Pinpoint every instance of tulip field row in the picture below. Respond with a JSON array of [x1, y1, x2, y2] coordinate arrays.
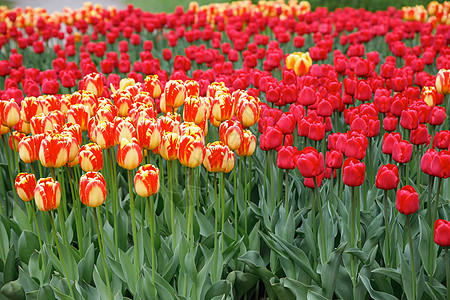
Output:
[[0, 1, 449, 299]]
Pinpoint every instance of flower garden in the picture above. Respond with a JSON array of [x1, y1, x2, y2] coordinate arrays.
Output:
[[0, 0, 449, 299]]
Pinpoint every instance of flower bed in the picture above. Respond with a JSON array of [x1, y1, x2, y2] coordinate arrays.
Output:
[[0, 1, 449, 299]]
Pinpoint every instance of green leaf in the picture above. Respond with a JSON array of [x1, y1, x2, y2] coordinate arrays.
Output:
[[306, 289, 328, 300], [0, 220, 9, 262], [281, 277, 316, 299], [18, 267, 39, 293], [13, 204, 31, 232], [196, 211, 214, 237], [0, 280, 25, 300], [418, 215, 437, 276], [37, 285, 56, 300], [372, 267, 402, 284], [119, 249, 137, 295], [270, 277, 296, 300], [226, 271, 258, 300], [400, 249, 413, 300], [4, 245, 18, 283], [359, 274, 397, 300], [77, 243, 95, 283], [93, 265, 110, 300], [321, 243, 346, 299], [204, 280, 231, 300], [18, 230, 40, 264]]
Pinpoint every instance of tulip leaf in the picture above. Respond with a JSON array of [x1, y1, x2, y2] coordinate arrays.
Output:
[[270, 277, 296, 300], [399, 249, 414, 300], [418, 215, 437, 276], [18, 230, 40, 264], [119, 249, 137, 295], [226, 271, 258, 300], [0, 220, 9, 262], [18, 267, 39, 293], [93, 265, 110, 300], [37, 285, 56, 300], [204, 280, 232, 300], [13, 204, 31, 232], [306, 289, 328, 300], [371, 267, 402, 285], [77, 243, 95, 283], [359, 274, 397, 300], [321, 243, 346, 299], [195, 211, 214, 237], [4, 245, 18, 283], [0, 280, 25, 300]]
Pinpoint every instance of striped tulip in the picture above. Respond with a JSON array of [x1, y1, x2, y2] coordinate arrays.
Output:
[[79, 143, 103, 172], [211, 92, 235, 123], [15, 173, 36, 202], [421, 86, 439, 107], [184, 80, 200, 97], [117, 138, 143, 170], [115, 118, 137, 143], [1, 99, 20, 128], [79, 172, 107, 208], [178, 134, 205, 168], [219, 120, 243, 151], [114, 91, 133, 117], [160, 132, 179, 161], [30, 113, 57, 135], [15, 119, 31, 135], [144, 75, 163, 98], [436, 69, 450, 94], [236, 130, 256, 157], [136, 118, 161, 150], [224, 151, 235, 173], [129, 103, 157, 126], [94, 121, 117, 149], [61, 123, 82, 146], [81, 72, 104, 97], [67, 104, 90, 131], [203, 141, 229, 172], [9, 131, 25, 151], [20, 97, 42, 123], [34, 177, 61, 211], [61, 132, 80, 164], [236, 95, 261, 128], [183, 96, 210, 124], [134, 164, 160, 197], [162, 80, 186, 109], [39, 133, 70, 168], [18, 135, 42, 163], [96, 103, 118, 123], [158, 113, 180, 134]]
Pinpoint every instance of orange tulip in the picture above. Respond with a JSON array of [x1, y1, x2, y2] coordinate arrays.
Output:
[[113, 90, 133, 117], [79, 172, 107, 207], [158, 113, 181, 134], [96, 103, 118, 123], [117, 138, 143, 170], [79, 143, 103, 172], [71, 90, 98, 117], [236, 130, 256, 157], [219, 119, 243, 151], [134, 164, 160, 197], [34, 177, 61, 211], [61, 123, 82, 146], [15, 173, 36, 202], [39, 133, 70, 168], [136, 117, 161, 150], [129, 103, 157, 126], [184, 80, 200, 97]]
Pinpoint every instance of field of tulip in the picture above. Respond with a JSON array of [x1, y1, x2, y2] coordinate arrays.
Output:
[[0, 0, 449, 299]]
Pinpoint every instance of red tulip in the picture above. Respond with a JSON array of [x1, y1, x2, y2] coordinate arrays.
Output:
[[325, 149, 343, 169], [342, 157, 365, 187], [277, 146, 296, 170], [434, 219, 450, 247], [293, 147, 324, 178], [392, 140, 413, 164], [376, 164, 400, 190], [396, 185, 419, 215], [431, 150, 450, 179], [382, 132, 402, 155]]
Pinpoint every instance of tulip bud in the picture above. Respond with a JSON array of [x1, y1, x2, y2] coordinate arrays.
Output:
[[79, 143, 103, 172], [203, 141, 229, 172], [178, 133, 205, 168], [144, 75, 163, 98], [342, 157, 365, 187], [293, 147, 324, 178], [396, 185, 419, 215], [39, 133, 71, 168], [117, 138, 143, 170], [81, 72, 104, 97], [436, 69, 450, 95], [161, 80, 185, 110], [79, 172, 107, 207], [1, 99, 20, 128], [15, 173, 36, 202], [159, 132, 179, 161], [236, 130, 256, 157], [134, 164, 160, 197], [94, 121, 116, 149], [434, 219, 450, 247], [34, 177, 61, 211], [375, 164, 400, 190], [219, 120, 243, 151]]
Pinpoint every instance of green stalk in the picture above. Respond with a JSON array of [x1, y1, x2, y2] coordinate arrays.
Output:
[[107, 148, 119, 256], [329, 169, 334, 212], [285, 169, 289, 220], [147, 196, 156, 285], [234, 164, 238, 240], [10, 129, 21, 174], [244, 157, 248, 235], [2, 135, 17, 205], [65, 167, 83, 254], [220, 172, 225, 252], [213, 173, 219, 282], [383, 190, 391, 267], [49, 212, 75, 299], [433, 177, 443, 225], [127, 170, 139, 276], [30, 202, 45, 270], [351, 186, 357, 288], [314, 177, 327, 263], [93, 207, 112, 298], [188, 167, 194, 248], [168, 160, 175, 249], [416, 146, 421, 197], [427, 176, 435, 225], [406, 215, 416, 300]]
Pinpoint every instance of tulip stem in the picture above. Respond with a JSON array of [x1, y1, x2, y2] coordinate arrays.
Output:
[[93, 207, 112, 298], [416, 146, 421, 196], [147, 196, 156, 285], [445, 247, 449, 300], [30, 202, 45, 271], [213, 173, 219, 282], [244, 157, 248, 235], [427, 176, 435, 225], [270, 150, 275, 212], [285, 169, 289, 220], [220, 172, 225, 252], [65, 167, 83, 254], [127, 170, 140, 276], [107, 148, 119, 257], [433, 177, 443, 226], [383, 190, 391, 267], [406, 215, 416, 300], [234, 164, 238, 240], [168, 161, 175, 249], [188, 167, 194, 248], [351, 186, 357, 288], [329, 169, 334, 212], [10, 130, 21, 174], [314, 176, 327, 263], [48, 211, 75, 300]]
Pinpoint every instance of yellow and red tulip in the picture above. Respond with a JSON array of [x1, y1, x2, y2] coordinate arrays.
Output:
[[160, 132, 179, 161], [79, 172, 107, 207], [136, 117, 161, 150], [144, 75, 163, 98], [30, 113, 57, 135], [184, 80, 200, 97], [15, 173, 36, 202], [117, 137, 143, 170], [0, 99, 20, 128], [203, 141, 229, 172], [236, 94, 261, 128], [15, 119, 31, 135], [8, 131, 26, 151], [236, 130, 257, 157], [211, 92, 235, 123], [178, 133, 205, 168], [115, 118, 137, 143], [183, 96, 210, 124], [81, 72, 104, 97], [79, 143, 103, 172], [219, 119, 243, 151], [134, 164, 160, 197], [39, 133, 71, 168], [20, 97, 42, 123], [94, 121, 117, 149], [18, 135, 42, 164], [34, 177, 61, 211], [66, 104, 90, 132], [161, 80, 186, 110], [436, 69, 450, 94]]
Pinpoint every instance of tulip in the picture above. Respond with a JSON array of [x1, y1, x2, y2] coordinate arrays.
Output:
[[79, 172, 107, 208], [277, 146, 296, 169], [1, 99, 20, 128], [325, 149, 343, 169], [39, 133, 70, 168], [434, 219, 450, 247], [94, 121, 117, 149], [219, 120, 243, 151], [382, 132, 402, 155], [375, 164, 400, 190], [159, 132, 179, 162], [396, 185, 419, 215], [392, 140, 413, 164], [144, 75, 163, 98], [117, 138, 143, 170], [115, 119, 137, 143], [15, 173, 36, 202], [134, 164, 160, 197], [183, 96, 209, 125], [30, 114, 56, 135], [431, 150, 450, 179], [18, 135, 40, 164], [236, 94, 260, 128], [136, 118, 161, 151], [79, 143, 103, 172], [162, 80, 185, 110], [81, 72, 104, 97], [236, 130, 256, 157], [434, 130, 450, 150], [400, 108, 419, 131], [34, 177, 61, 211], [436, 69, 450, 95], [293, 147, 324, 178], [345, 131, 368, 160], [8, 131, 25, 151], [67, 104, 90, 132], [410, 124, 429, 145], [203, 141, 229, 173], [178, 134, 205, 168], [342, 158, 365, 187], [211, 92, 234, 123]]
